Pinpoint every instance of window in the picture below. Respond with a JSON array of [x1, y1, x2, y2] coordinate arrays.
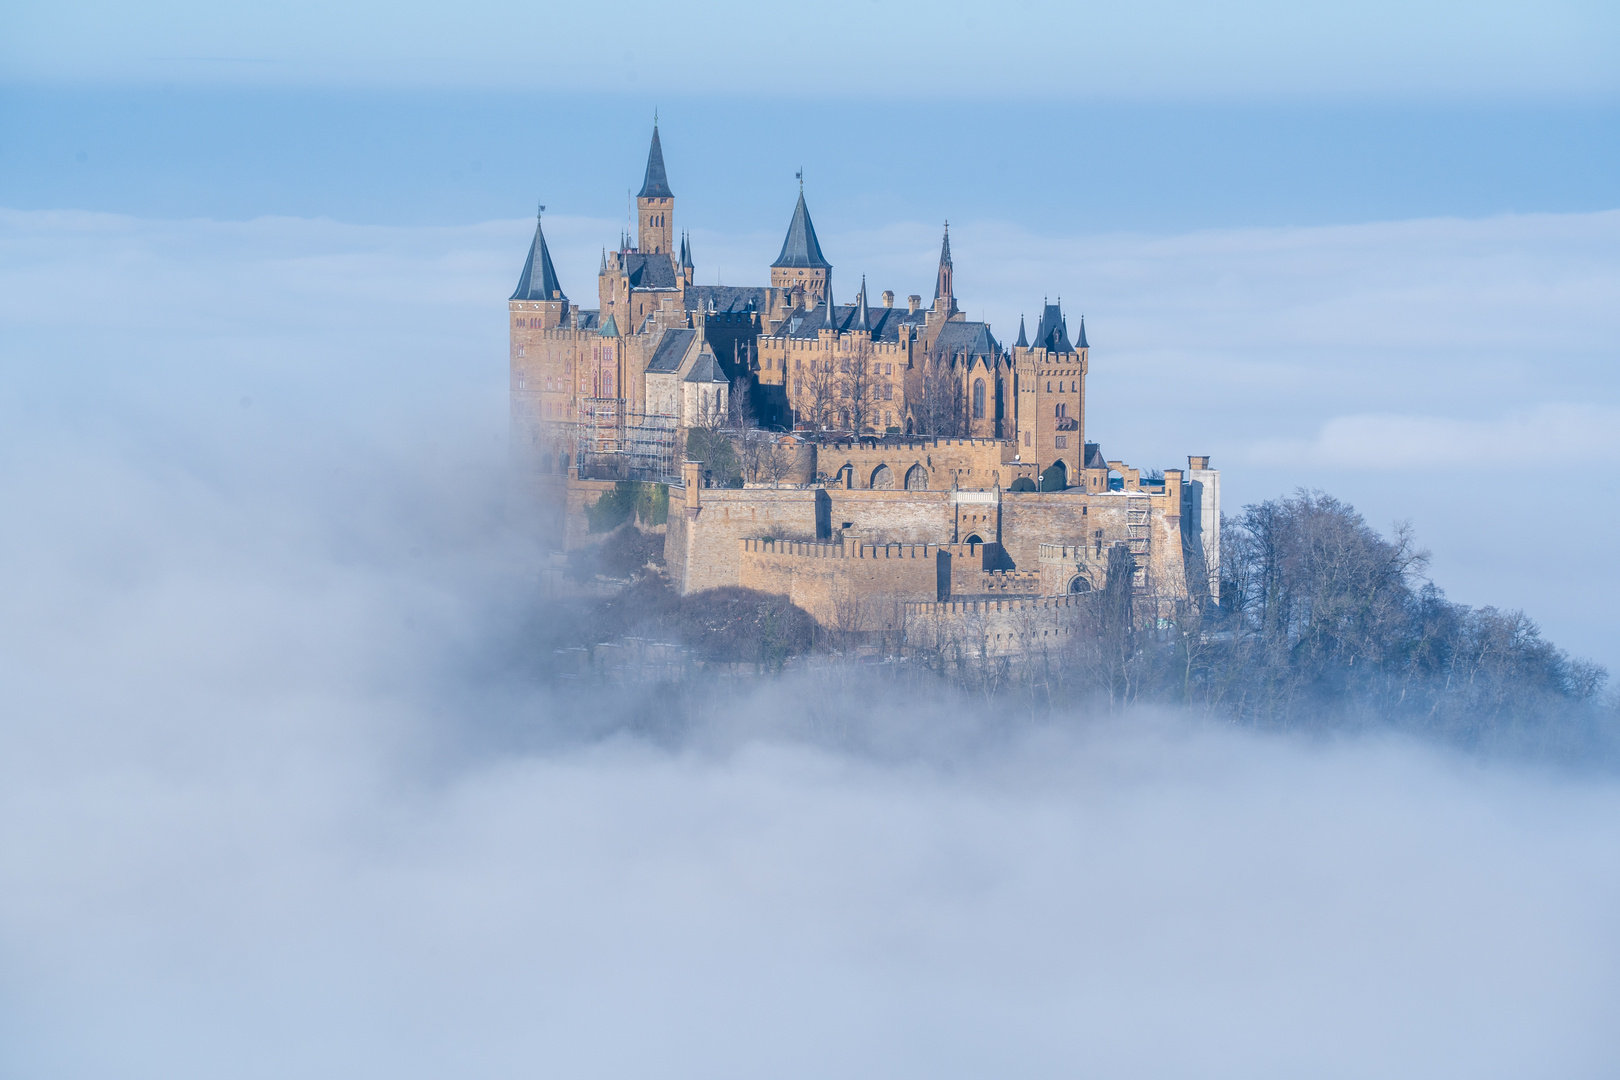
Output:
[[1056, 436, 1067, 448], [1024, 430, 1031, 446], [884, 384, 893, 401], [973, 379, 985, 418]]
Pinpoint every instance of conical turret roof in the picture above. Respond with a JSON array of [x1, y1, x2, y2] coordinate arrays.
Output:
[[637, 125, 673, 199], [772, 191, 831, 270], [1076, 315, 1089, 349], [511, 209, 566, 302], [1015, 314, 1028, 348]]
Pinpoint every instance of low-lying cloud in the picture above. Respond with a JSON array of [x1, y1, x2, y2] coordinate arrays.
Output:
[[2, 206, 1619, 1077]]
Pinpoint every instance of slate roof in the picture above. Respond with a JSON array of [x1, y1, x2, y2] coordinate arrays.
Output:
[[1015, 314, 1028, 348], [646, 328, 696, 373], [683, 351, 728, 384], [1076, 315, 1089, 349], [638, 126, 673, 199], [1031, 302, 1072, 353], [1084, 443, 1107, 470], [598, 313, 620, 337], [576, 309, 601, 331], [771, 192, 831, 269], [683, 285, 770, 314], [933, 320, 1000, 358], [771, 300, 927, 342], [510, 214, 566, 302], [621, 252, 679, 290]]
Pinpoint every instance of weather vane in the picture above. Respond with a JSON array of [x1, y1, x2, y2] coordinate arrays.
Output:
[[796, 168, 803, 190]]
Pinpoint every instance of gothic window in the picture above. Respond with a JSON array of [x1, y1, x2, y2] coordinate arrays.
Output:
[[870, 464, 894, 489], [973, 379, 985, 418]]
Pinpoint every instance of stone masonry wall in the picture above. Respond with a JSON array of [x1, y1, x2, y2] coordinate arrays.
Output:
[[738, 539, 944, 630]]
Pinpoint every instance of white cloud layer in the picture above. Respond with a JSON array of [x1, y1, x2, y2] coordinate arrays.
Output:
[[3, 205, 1620, 1075]]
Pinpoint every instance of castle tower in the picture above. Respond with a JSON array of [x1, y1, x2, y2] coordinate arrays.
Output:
[[510, 205, 568, 329], [771, 186, 832, 305], [1015, 300, 1086, 488], [933, 223, 955, 316], [636, 124, 674, 255]]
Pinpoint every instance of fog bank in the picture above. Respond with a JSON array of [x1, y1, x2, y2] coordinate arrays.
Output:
[[3, 206, 1619, 1076]]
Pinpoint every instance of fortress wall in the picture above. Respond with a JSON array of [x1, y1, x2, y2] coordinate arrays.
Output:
[[563, 479, 622, 549], [817, 438, 1015, 491], [998, 490, 1103, 567], [738, 540, 944, 630], [673, 488, 823, 594], [821, 488, 955, 544], [904, 594, 1092, 659]]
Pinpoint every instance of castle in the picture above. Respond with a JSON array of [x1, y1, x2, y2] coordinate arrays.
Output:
[[512, 124, 1220, 654]]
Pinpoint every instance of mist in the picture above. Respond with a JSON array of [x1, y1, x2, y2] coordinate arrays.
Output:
[[4, 206, 1620, 1076]]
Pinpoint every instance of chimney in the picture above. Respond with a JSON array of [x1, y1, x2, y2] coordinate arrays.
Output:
[[1188, 455, 1211, 471], [908, 294, 921, 313], [882, 290, 895, 308]]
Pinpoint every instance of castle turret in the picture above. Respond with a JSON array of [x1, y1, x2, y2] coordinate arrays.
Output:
[[771, 183, 832, 306], [510, 204, 568, 329], [636, 123, 674, 255]]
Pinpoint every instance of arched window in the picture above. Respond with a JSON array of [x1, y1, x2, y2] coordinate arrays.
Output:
[[1069, 576, 1092, 594], [973, 379, 986, 418], [904, 464, 927, 490], [870, 464, 895, 489]]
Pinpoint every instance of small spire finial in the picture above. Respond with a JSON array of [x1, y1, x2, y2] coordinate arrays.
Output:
[[537, 202, 544, 221], [796, 167, 803, 191], [654, 107, 658, 126]]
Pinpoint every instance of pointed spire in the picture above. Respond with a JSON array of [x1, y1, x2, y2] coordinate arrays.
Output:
[[681, 231, 694, 269], [933, 221, 954, 305], [510, 205, 565, 302], [823, 275, 837, 328], [772, 190, 831, 269], [856, 275, 870, 331], [1015, 314, 1028, 348], [599, 248, 608, 275], [1077, 315, 1089, 349], [638, 123, 673, 199]]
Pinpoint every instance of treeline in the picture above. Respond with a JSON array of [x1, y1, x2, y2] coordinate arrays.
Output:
[[957, 492, 1613, 757]]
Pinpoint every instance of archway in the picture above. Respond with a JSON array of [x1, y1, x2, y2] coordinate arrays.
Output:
[[1069, 576, 1092, 594], [964, 533, 983, 546], [904, 464, 928, 490], [870, 464, 895, 490]]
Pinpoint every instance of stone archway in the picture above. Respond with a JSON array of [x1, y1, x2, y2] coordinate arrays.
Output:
[[870, 464, 895, 490], [1069, 575, 1092, 594], [965, 533, 983, 546], [904, 464, 927, 490]]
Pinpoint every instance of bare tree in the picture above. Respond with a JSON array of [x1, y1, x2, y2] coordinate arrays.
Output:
[[800, 355, 839, 430], [913, 348, 965, 436], [838, 341, 878, 433], [757, 435, 796, 486], [727, 375, 754, 430]]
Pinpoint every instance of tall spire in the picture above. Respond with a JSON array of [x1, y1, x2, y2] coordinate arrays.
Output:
[[681, 231, 694, 269], [933, 221, 954, 307], [856, 275, 870, 331], [599, 248, 608, 275], [1015, 314, 1028, 348], [772, 190, 831, 269], [1077, 315, 1089, 349], [638, 123, 673, 199], [823, 275, 836, 328], [510, 203, 565, 302]]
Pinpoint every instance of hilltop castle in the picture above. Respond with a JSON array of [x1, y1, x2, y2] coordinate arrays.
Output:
[[512, 124, 1220, 653]]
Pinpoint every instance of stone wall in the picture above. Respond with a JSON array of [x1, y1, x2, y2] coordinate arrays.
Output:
[[737, 539, 944, 630], [904, 594, 1092, 658]]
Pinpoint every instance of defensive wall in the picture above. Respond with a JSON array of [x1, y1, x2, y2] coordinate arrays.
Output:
[[904, 594, 1093, 659]]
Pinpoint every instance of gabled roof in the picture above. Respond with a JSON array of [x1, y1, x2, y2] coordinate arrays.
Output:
[[772, 192, 831, 269], [934, 320, 999, 359], [1031, 302, 1072, 353], [620, 252, 679, 291], [770, 300, 926, 342], [683, 350, 728, 384], [646, 328, 696, 373], [638, 125, 673, 199], [510, 212, 566, 303]]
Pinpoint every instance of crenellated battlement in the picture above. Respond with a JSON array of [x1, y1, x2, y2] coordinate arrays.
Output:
[[740, 538, 941, 560]]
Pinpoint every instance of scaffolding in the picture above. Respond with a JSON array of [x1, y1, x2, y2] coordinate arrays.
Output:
[[1126, 492, 1151, 587], [575, 398, 680, 484]]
